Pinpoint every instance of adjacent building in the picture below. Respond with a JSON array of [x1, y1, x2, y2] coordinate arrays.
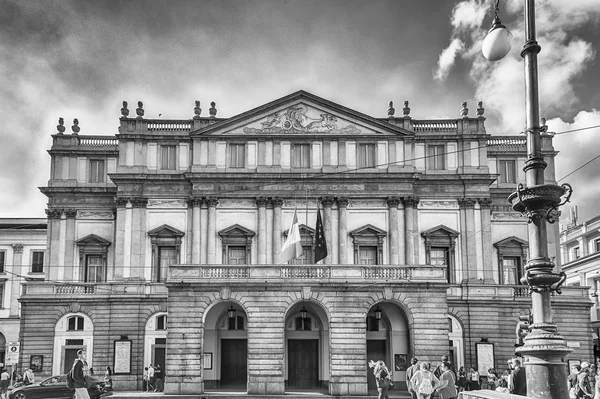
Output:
[[14, 91, 591, 395]]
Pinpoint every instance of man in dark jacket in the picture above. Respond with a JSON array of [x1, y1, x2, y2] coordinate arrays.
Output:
[[72, 350, 90, 399], [406, 357, 419, 399], [509, 358, 527, 396]]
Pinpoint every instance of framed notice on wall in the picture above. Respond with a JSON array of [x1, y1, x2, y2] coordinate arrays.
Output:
[[113, 338, 132, 374], [30, 355, 43, 372], [476, 342, 495, 377], [203, 353, 212, 370]]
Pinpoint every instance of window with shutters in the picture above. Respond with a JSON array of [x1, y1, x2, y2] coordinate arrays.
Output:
[[427, 145, 445, 170], [228, 143, 245, 168], [358, 143, 376, 168], [89, 159, 105, 183], [0, 251, 4, 273], [498, 160, 516, 183], [292, 144, 311, 168], [160, 145, 177, 170]]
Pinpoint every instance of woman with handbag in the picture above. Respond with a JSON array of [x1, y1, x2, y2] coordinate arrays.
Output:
[[372, 360, 393, 399]]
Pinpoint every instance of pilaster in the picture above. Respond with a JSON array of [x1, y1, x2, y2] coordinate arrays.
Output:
[[256, 197, 268, 264], [458, 198, 478, 280], [271, 197, 283, 264], [403, 197, 419, 265], [321, 197, 335, 265], [206, 197, 219, 264], [337, 198, 349, 264], [387, 197, 400, 264]]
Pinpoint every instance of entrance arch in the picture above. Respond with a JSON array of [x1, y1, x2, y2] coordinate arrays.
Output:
[[448, 314, 464, 370], [203, 301, 248, 390], [284, 301, 329, 391], [366, 302, 410, 391], [53, 313, 94, 375]]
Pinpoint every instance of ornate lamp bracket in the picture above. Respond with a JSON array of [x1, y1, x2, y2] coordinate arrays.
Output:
[[509, 183, 572, 224]]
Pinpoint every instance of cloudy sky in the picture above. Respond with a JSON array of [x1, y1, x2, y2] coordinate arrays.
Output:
[[1, 0, 599, 224]]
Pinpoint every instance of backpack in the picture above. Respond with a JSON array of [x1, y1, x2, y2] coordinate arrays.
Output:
[[419, 373, 434, 395], [66, 369, 75, 389]]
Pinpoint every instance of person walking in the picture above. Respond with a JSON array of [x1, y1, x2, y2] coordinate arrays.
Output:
[[509, 358, 527, 396], [410, 362, 440, 399], [372, 360, 392, 399], [104, 366, 113, 391], [467, 367, 480, 390], [154, 364, 164, 392], [576, 362, 593, 399], [142, 366, 148, 392], [22, 368, 34, 385], [456, 366, 466, 392], [71, 350, 90, 399], [437, 362, 458, 399], [147, 364, 155, 392], [406, 357, 420, 399], [1, 369, 10, 399]]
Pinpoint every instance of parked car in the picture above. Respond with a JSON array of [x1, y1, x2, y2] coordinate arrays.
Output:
[[9, 374, 112, 399]]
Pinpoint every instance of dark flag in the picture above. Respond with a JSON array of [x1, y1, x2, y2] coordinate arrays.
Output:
[[315, 204, 327, 263]]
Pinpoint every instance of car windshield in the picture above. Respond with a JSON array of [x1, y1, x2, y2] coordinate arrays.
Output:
[[42, 375, 66, 385]]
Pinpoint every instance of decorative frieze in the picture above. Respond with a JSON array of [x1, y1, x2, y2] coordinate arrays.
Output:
[[348, 199, 387, 208], [492, 212, 527, 220], [147, 199, 186, 208], [418, 200, 457, 209], [77, 211, 114, 219]]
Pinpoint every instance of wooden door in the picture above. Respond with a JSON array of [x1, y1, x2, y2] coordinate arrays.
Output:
[[367, 340, 386, 390], [288, 339, 319, 389], [64, 349, 79, 374], [221, 339, 247, 386]]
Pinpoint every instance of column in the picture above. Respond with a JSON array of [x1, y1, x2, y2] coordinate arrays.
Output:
[[64, 209, 77, 280], [256, 196, 268, 264], [123, 199, 133, 278], [404, 197, 419, 265], [58, 210, 67, 281], [114, 197, 129, 280], [322, 197, 334, 265], [130, 197, 148, 279], [479, 198, 494, 282], [337, 198, 349, 264], [189, 198, 202, 264], [272, 197, 283, 263], [207, 197, 219, 264], [398, 200, 406, 264], [458, 198, 478, 280], [387, 197, 400, 264], [10, 244, 23, 315], [45, 208, 62, 281]]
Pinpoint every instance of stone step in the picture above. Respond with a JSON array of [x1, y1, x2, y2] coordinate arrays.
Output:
[[107, 390, 412, 399]]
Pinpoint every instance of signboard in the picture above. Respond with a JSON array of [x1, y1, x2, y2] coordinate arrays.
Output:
[[113, 339, 132, 374], [30, 355, 43, 372], [476, 342, 495, 377], [5, 342, 20, 365]]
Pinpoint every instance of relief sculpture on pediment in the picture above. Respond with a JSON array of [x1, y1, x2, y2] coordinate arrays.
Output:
[[243, 104, 362, 135]]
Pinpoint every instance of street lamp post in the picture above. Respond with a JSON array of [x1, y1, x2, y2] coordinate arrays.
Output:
[[483, 1, 573, 398]]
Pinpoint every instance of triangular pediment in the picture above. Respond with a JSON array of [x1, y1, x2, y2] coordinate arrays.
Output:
[[75, 234, 112, 247], [148, 224, 185, 238], [192, 90, 412, 137], [349, 224, 387, 237], [218, 224, 255, 238], [421, 224, 459, 238], [494, 236, 529, 248]]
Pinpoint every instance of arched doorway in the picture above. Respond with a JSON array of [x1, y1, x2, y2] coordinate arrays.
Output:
[[53, 313, 94, 375], [203, 302, 248, 390], [448, 314, 464, 370], [366, 302, 409, 392], [284, 301, 329, 392], [145, 312, 168, 372]]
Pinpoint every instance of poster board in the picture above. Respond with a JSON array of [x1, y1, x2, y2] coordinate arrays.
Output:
[[395, 354, 407, 371], [113, 339, 132, 374], [30, 355, 43, 372], [203, 353, 212, 370], [476, 342, 495, 377]]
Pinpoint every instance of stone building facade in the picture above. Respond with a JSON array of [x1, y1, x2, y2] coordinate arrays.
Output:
[[17, 91, 591, 395]]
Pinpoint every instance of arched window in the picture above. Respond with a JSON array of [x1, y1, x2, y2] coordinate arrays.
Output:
[[68, 316, 85, 331], [156, 315, 167, 331]]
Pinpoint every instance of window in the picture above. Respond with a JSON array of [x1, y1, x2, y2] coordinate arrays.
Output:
[[358, 144, 376, 168], [0, 283, 3, 308], [160, 145, 177, 170], [293, 144, 311, 168], [595, 239, 600, 253], [422, 225, 459, 283], [502, 256, 520, 285], [295, 317, 312, 331], [148, 224, 184, 283], [31, 251, 44, 273], [89, 160, 105, 183], [156, 315, 167, 331], [350, 225, 386, 265], [494, 236, 528, 285], [428, 145, 445, 170], [228, 246, 247, 265], [157, 247, 177, 283], [0, 251, 4, 273], [68, 316, 85, 331], [367, 316, 380, 332], [228, 315, 245, 330], [229, 144, 245, 168], [499, 160, 516, 183], [289, 246, 312, 265], [85, 255, 105, 282], [574, 247, 581, 260], [218, 224, 255, 265]]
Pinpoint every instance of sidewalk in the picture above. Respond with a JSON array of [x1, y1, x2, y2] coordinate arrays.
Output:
[[108, 389, 412, 399]]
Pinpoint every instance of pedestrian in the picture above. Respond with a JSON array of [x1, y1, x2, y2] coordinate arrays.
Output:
[[1, 369, 10, 399], [104, 366, 113, 391], [154, 364, 164, 392], [22, 368, 34, 385], [570, 365, 581, 399], [437, 362, 458, 399], [406, 357, 420, 399], [410, 362, 439, 399], [456, 366, 466, 392], [509, 358, 527, 396], [370, 360, 392, 399], [576, 362, 593, 399], [486, 368, 498, 389], [467, 367, 480, 390], [147, 364, 155, 392], [71, 350, 90, 399], [495, 378, 510, 393], [142, 366, 148, 392], [594, 368, 600, 399]]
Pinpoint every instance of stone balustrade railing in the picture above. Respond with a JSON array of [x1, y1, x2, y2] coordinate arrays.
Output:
[[413, 120, 459, 132]]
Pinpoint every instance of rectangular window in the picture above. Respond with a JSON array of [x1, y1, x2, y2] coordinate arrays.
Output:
[[596, 239, 600, 253], [367, 316, 380, 332], [0, 283, 3, 308], [295, 317, 312, 331], [228, 144, 245, 168], [358, 246, 377, 265], [228, 315, 245, 330], [228, 246, 247, 265], [0, 251, 4, 273], [31, 251, 44, 273], [574, 247, 580, 260], [502, 256, 520, 285], [358, 144, 376, 168], [85, 255, 105, 283], [499, 160, 516, 183], [89, 160, 105, 183], [292, 144, 311, 168], [290, 246, 312, 265], [430, 247, 448, 265], [160, 145, 177, 170], [427, 145, 445, 170], [157, 247, 177, 283]]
